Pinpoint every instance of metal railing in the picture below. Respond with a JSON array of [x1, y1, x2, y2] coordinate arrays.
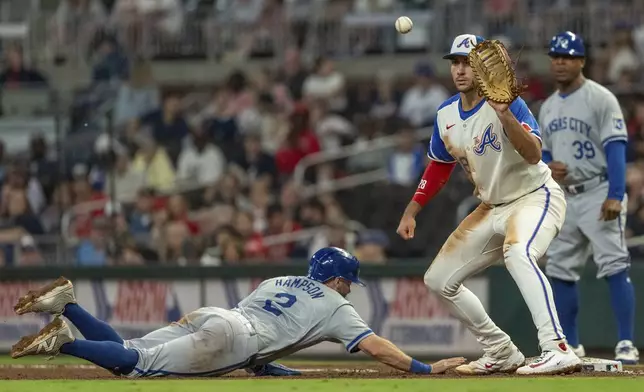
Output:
[[293, 127, 431, 200], [6, 1, 644, 65]]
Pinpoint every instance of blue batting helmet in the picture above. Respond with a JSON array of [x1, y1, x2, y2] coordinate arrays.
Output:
[[548, 31, 585, 57], [307, 247, 366, 286]]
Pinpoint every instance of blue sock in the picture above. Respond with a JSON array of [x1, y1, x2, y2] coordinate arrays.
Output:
[[60, 340, 138, 375], [606, 269, 635, 342], [551, 278, 579, 347], [63, 303, 123, 344]]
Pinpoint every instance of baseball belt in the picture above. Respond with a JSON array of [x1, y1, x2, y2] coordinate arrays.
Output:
[[563, 174, 608, 195]]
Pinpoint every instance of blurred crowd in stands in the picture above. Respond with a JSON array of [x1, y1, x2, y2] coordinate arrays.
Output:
[[1, 0, 644, 266]]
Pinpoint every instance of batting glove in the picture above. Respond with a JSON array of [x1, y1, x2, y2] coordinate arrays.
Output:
[[247, 362, 302, 376]]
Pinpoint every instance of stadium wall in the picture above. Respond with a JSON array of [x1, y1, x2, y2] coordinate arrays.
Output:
[[1, 263, 642, 357]]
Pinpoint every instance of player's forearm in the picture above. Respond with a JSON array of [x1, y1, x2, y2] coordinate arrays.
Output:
[[406, 160, 456, 215], [604, 140, 627, 200], [359, 335, 430, 374], [497, 110, 542, 164]]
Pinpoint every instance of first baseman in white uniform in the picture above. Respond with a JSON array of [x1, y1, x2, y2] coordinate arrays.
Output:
[[9, 247, 464, 377], [397, 34, 582, 375], [540, 31, 639, 364]]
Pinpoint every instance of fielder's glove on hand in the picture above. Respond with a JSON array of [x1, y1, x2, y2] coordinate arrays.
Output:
[[247, 362, 302, 377]]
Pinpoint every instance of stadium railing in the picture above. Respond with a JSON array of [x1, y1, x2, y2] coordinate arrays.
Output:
[[293, 127, 431, 200], [10, 1, 644, 66]]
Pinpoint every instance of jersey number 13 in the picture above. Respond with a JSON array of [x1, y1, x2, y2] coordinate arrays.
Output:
[[263, 293, 298, 316]]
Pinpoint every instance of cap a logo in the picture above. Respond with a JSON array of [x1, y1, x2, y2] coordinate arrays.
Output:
[[457, 38, 474, 49]]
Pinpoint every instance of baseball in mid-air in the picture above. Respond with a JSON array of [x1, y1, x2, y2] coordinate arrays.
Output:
[[395, 16, 413, 34]]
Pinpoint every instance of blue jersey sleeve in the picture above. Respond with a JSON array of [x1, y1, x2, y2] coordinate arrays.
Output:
[[510, 98, 541, 141], [427, 120, 456, 163]]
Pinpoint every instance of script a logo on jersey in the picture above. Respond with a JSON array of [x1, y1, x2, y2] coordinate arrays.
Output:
[[473, 124, 502, 156]]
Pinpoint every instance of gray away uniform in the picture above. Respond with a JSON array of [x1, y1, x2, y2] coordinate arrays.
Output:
[[124, 276, 374, 377], [539, 79, 630, 281]]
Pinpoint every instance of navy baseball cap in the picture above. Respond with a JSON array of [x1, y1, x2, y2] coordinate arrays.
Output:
[[443, 34, 486, 59], [548, 31, 585, 58]]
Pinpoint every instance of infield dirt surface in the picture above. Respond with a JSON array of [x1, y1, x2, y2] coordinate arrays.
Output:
[[1, 362, 644, 380]]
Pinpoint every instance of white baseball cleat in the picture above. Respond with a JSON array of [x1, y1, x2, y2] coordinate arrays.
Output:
[[14, 277, 76, 316], [455, 343, 525, 375], [615, 340, 639, 365], [570, 344, 585, 358], [516, 341, 582, 375], [11, 317, 75, 359]]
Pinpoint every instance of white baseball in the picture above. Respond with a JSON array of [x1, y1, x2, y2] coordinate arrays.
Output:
[[395, 16, 413, 34]]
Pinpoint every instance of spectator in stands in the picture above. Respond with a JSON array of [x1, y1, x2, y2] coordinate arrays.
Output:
[[114, 60, 160, 129], [275, 105, 321, 176], [303, 56, 347, 113], [354, 229, 388, 264], [69, 167, 107, 239], [16, 234, 44, 266], [41, 183, 72, 233], [51, 0, 107, 63], [254, 67, 293, 114], [387, 125, 425, 186], [76, 217, 110, 266], [249, 181, 272, 233], [1, 190, 44, 235], [347, 115, 390, 173], [608, 24, 640, 84], [399, 62, 448, 128], [1, 165, 46, 215], [370, 70, 400, 124], [0, 45, 48, 88], [256, 93, 289, 155], [199, 89, 239, 159], [104, 150, 147, 203], [137, 93, 189, 164], [128, 188, 156, 236], [131, 135, 176, 191], [262, 203, 301, 261], [166, 194, 200, 235], [91, 35, 129, 83], [203, 171, 246, 208], [233, 210, 265, 260], [231, 133, 277, 188], [177, 127, 226, 187], [310, 100, 355, 152], [29, 135, 58, 202], [224, 71, 256, 117], [279, 47, 309, 101]]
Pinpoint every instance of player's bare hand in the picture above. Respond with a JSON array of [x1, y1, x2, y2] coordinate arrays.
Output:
[[600, 199, 622, 221], [547, 161, 568, 183], [396, 215, 416, 240], [487, 100, 510, 114], [430, 357, 467, 374]]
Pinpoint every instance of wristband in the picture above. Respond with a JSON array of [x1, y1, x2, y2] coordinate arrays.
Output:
[[410, 359, 432, 374]]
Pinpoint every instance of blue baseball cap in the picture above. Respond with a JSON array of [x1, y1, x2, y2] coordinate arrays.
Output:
[[443, 34, 486, 59], [548, 31, 585, 58]]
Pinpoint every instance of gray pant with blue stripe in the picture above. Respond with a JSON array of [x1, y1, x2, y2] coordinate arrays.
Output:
[[424, 177, 567, 352], [546, 181, 630, 281], [123, 307, 259, 377]]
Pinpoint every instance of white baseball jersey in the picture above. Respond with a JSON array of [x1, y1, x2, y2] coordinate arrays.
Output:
[[428, 94, 551, 205], [236, 276, 374, 364], [539, 79, 627, 184]]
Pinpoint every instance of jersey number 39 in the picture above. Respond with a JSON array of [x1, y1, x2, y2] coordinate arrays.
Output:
[[263, 293, 298, 316], [572, 140, 595, 159]]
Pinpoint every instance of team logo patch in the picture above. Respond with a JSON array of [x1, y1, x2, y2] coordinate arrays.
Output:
[[457, 38, 475, 49], [521, 122, 533, 133], [612, 114, 624, 130], [473, 124, 502, 155]]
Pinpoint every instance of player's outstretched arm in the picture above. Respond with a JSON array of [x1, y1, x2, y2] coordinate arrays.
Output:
[[397, 160, 456, 240], [357, 334, 465, 374], [488, 100, 542, 164]]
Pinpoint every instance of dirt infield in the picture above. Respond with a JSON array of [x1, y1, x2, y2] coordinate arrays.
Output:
[[1, 363, 644, 380]]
